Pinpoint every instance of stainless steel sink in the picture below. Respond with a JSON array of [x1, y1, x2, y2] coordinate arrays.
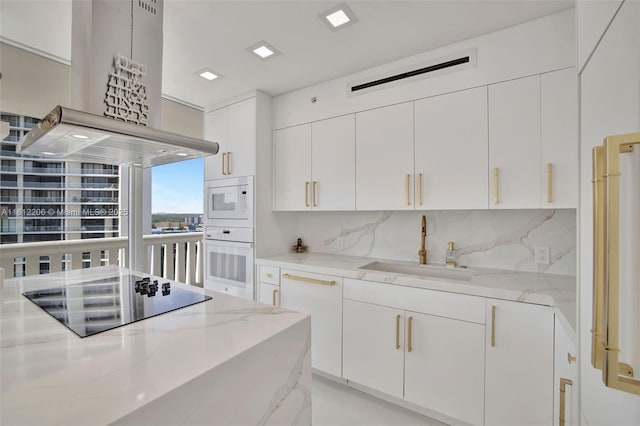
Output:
[[358, 261, 474, 281]]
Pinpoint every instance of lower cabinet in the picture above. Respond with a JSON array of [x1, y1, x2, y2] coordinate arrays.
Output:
[[280, 269, 343, 377], [258, 282, 279, 306], [553, 316, 578, 426], [485, 299, 554, 426]]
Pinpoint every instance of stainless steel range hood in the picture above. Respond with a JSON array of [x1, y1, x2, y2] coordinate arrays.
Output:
[[17, 105, 218, 168]]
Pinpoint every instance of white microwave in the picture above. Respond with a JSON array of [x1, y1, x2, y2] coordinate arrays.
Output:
[[205, 176, 254, 228]]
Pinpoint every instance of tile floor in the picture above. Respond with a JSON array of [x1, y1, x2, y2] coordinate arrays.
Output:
[[312, 375, 447, 426]]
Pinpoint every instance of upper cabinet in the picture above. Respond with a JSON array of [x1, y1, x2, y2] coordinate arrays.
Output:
[[414, 87, 488, 210], [488, 75, 542, 209], [356, 102, 414, 210], [489, 70, 577, 209], [204, 97, 256, 180], [541, 68, 578, 208], [273, 115, 355, 211]]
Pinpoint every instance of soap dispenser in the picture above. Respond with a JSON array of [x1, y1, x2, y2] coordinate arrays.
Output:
[[445, 241, 457, 268]]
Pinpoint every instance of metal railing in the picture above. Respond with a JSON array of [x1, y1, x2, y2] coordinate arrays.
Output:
[[0, 232, 204, 285]]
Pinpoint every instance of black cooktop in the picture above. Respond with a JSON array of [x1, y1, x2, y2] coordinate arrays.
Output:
[[22, 274, 212, 338]]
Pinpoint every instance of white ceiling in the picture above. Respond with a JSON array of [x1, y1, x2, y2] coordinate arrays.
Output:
[[1, 0, 574, 110]]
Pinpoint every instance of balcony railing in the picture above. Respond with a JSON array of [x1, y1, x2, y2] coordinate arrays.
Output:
[[0, 167, 118, 176], [0, 197, 119, 204], [0, 232, 204, 285]]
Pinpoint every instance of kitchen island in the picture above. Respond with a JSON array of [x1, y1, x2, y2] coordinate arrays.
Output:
[[0, 266, 311, 426]]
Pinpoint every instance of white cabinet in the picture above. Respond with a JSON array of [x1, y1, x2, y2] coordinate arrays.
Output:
[[273, 124, 312, 210], [280, 269, 342, 376], [488, 75, 541, 209], [541, 68, 578, 208], [311, 115, 355, 210], [258, 282, 279, 307], [343, 299, 404, 398], [355, 102, 414, 210], [485, 299, 554, 426], [414, 87, 489, 209], [554, 316, 578, 426], [204, 97, 256, 180], [404, 311, 485, 426]]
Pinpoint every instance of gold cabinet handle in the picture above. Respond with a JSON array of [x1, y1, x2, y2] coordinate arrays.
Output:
[[417, 173, 423, 206], [281, 273, 336, 286], [222, 152, 227, 175], [591, 145, 605, 370], [272, 289, 278, 306], [407, 316, 413, 353], [491, 305, 496, 347], [265, 273, 272, 278], [313, 181, 318, 207], [395, 314, 401, 350], [304, 182, 310, 207], [493, 167, 499, 204], [547, 162, 553, 203], [559, 378, 573, 426], [226, 151, 232, 175], [406, 174, 411, 206], [568, 352, 576, 364]]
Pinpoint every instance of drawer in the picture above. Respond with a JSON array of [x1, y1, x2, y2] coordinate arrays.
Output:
[[344, 278, 485, 324], [258, 265, 280, 285]]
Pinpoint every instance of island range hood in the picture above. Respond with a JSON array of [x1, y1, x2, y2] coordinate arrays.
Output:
[[17, 105, 218, 168]]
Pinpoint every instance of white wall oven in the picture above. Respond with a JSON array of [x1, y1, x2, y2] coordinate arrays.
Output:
[[203, 226, 254, 300], [205, 176, 253, 228]]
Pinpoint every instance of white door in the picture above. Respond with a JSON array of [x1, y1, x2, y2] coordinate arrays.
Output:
[[356, 102, 414, 210], [343, 299, 404, 398], [404, 311, 485, 425], [280, 270, 342, 377], [204, 107, 228, 180], [489, 75, 541, 209], [273, 124, 312, 211], [258, 282, 279, 307], [227, 97, 256, 176], [414, 87, 488, 210], [541, 68, 578, 208], [311, 114, 355, 210], [485, 299, 554, 426]]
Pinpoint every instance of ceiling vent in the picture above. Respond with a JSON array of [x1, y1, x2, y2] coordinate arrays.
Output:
[[347, 49, 477, 96]]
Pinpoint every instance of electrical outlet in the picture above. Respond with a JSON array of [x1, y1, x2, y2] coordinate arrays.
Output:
[[336, 236, 344, 251], [535, 246, 550, 264]]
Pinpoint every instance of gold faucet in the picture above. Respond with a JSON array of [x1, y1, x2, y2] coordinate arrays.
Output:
[[418, 215, 427, 265]]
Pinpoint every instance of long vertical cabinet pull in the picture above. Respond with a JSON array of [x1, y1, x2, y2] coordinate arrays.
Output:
[[222, 153, 227, 175], [406, 174, 411, 206], [395, 314, 401, 349], [491, 305, 496, 347], [407, 316, 413, 353], [313, 181, 318, 207], [226, 152, 232, 175], [591, 146, 605, 370], [547, 163, 553, 203], [559, 378, 573, 426], [272, 289, 278, 307], [417, 173, 423, 206], [305, 182, 310, 207], [493, 167, 499, 204], [599, 132, 640, 395]]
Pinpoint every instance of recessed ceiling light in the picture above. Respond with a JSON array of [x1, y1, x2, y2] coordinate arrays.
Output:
[[41, 151, 56, 156], [72, 134, 89, 139], [320, 3, 358, 30], [196, 67, 222, 81], [247, 41, 281, 60], [176, 153, 188, 156], [133, 163, 142, 166]]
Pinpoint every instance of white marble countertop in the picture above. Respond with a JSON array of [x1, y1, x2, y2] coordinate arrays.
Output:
[[256, 252, 576, 335], [0, 266, 309, 426]]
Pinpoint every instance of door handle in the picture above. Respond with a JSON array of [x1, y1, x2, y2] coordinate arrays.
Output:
[[222, 152, 227, 175], [226, 151, 232, 175], [395, 314, 401, 349], [305, 182, 310, 207], [559, 378, 573, 426], [491, 305, 496, 347], [547, 163, 553, 203], [417, 173, 423, 206], [493, 167, 499, 204], [313, 181, 318, 207], [407, 316, 413, 353], [272, 289, 278, 306], [406, 174, 411, 206]]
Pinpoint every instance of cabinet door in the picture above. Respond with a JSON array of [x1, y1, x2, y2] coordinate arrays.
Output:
[[489, 75, 541, 209], [414, 87, 489, 210], [311, 115, 355, 210], [227, 98, 256, 176], [404, 311, 485, 425], [356, 102, 414, 210], [280, 270, 342, 376], [541, 68, 578, 208], [343, 299, 404, 398], [258, 282, 279, 307], [273, 124, 312, 211], [554, 316, 578, 426], [204, 107, 228, 180], [485, 299, 554, 426]]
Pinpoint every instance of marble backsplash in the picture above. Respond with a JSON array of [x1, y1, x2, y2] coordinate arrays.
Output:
[[297, 209, 576, 276]]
